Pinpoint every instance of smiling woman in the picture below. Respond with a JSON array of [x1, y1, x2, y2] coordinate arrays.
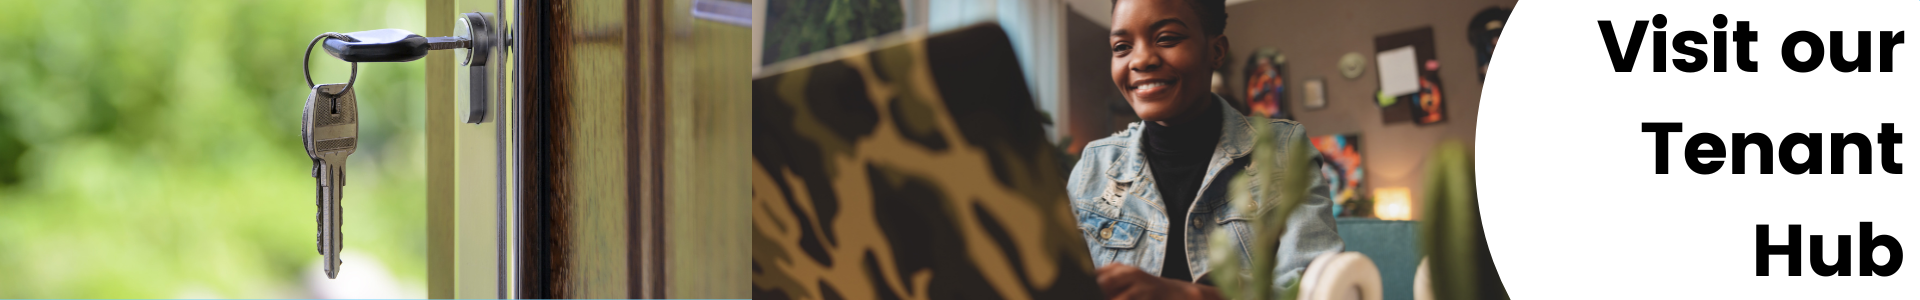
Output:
[[1107, 0, 1227, 125], [1075, 0, 1345, 300]]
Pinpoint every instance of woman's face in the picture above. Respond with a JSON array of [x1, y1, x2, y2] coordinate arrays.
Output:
[[1110, 0, 1225, 124]]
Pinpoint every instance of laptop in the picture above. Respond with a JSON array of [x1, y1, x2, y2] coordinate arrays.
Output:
[[752, 23, 1102, 300]]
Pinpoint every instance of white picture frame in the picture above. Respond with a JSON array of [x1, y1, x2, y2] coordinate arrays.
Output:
[[1304, 78, 1327, 110]]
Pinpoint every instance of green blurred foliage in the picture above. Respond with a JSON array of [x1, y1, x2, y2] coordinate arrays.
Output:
[[0, 0, 427, 297], [761, 0, 904, 65]]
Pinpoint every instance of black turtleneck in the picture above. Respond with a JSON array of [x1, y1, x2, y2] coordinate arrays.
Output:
[[1140, 98, 1222, 282]]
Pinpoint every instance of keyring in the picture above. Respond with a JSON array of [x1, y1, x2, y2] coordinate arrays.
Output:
[[305, 32, 360, 97]]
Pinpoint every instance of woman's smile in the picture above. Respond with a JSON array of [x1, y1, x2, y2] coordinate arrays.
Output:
[[1128, 78, 1179, 100]]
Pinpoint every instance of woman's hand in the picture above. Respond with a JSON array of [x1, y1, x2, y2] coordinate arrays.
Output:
[[1095, 263, 1223, 300]]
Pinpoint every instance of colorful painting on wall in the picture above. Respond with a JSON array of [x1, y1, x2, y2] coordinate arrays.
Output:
[[1310, 134, 1365, 217], [1414, 76, 1446, 124], [1373, 27, 1447, 125], [1243, 47, 1290, 120]]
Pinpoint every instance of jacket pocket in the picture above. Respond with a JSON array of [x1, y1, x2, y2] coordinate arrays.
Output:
[[1076, 211, 1146, 267], [1214, 209, 1257, 267], [1094, 218, 1144, 248]]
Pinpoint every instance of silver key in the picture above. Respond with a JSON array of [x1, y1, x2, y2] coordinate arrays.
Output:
[[302, 83, 357, 279]]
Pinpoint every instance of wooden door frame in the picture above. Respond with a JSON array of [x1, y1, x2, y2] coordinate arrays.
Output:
[[425, 0, 455, 298], [510, 0, 669, 298], [431, 0, 674, 298], [627, 0, 671, 298]]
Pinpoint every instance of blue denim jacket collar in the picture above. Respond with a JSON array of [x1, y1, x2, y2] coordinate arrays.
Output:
[[1103, 95, 1253, 186], [1069, 94, 1343, 287]]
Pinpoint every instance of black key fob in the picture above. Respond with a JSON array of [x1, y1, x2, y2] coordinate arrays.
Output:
[[322, 29, 430, 63]]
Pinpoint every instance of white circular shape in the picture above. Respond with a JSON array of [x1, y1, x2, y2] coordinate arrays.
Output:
[[1479, 1, 1920, 298], [1298, 252, 1383, 300]]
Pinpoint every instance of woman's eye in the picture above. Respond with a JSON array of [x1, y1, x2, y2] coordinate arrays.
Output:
[[1112, 44, 1131, 53], [1157, 35, 1184, 45]]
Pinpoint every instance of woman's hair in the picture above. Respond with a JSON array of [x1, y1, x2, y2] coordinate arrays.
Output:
[[1112, 0, 1228, 36]]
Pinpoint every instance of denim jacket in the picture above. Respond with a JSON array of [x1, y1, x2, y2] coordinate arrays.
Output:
[[1067, 96, 1343, 289]]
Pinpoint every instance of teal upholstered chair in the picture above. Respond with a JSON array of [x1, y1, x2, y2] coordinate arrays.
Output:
[[1334, 218, 1421, 300]]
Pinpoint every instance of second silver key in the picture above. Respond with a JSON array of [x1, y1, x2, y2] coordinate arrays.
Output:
[[303, 83, 357, 279]]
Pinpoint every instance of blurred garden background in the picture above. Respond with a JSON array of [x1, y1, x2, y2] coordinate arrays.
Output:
[[0, 0, 428, 297]]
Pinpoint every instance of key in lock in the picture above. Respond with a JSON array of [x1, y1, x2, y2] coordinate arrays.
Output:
[[301, 11, 497, 279], [323, 12, 499, 123]]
